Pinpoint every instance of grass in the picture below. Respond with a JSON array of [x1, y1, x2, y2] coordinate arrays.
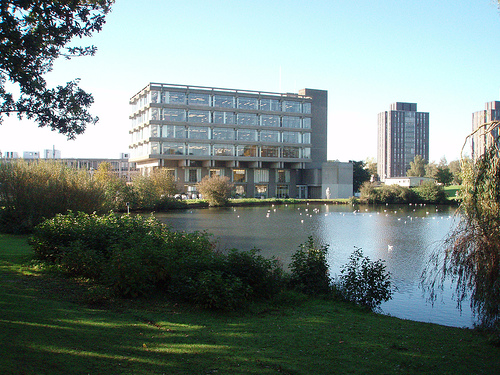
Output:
[[1, 234, 499, 374]]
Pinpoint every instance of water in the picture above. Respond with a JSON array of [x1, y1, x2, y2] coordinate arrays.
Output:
[[155, 203, 475, 328]]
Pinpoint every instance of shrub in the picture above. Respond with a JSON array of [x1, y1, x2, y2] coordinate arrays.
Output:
[[414, 181, 447, 204], [338, 247, 393, 310], [197, 175, 233, 206], [29, 211, 287, 309], [289, 236, 332, 295], [191, 270, 250, 311], [224, 248, 285, 300]]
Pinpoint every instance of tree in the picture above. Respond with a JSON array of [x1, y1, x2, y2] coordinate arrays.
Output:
[[406, 155, 426, 177], [197, 175, 233, 206], [0, 1, 113, 138], [132, 168, 178, 209], [423, 121, 500, 329], [434, 165, 453, 185], [365, 157, 378, 181], [94, 162, 133, 211], [448, 160, 462, 185], [351, 160, 371, 192]]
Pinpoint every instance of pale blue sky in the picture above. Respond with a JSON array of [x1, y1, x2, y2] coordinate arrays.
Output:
[[1, 0, 499, 162]]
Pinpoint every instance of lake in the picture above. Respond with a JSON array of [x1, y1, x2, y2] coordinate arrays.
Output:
[[155, 203, 475, 328]]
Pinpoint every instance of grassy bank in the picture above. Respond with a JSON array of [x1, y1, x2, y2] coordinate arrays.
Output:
[[1, 234, 499, 374]]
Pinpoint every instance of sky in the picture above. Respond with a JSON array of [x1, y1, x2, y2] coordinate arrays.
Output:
[[1, 0, 500, 163]]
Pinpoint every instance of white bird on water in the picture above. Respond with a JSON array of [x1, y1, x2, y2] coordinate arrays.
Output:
[[388, 245, 393, 251]]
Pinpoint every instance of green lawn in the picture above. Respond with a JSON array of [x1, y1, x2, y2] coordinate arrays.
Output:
[[1, 234, 499, 374]]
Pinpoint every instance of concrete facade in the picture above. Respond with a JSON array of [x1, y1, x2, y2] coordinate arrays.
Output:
[[128, 83, 351, 198], [472, 101, 500, 160]]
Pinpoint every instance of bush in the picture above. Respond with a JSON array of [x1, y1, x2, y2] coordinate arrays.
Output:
[[192, 270, 250, 311], [414, 181, 447, 204], [289, 236, 332, 295], [224, 248, 285, 300], [29, 211, 287, 309], [338, 247, 393, 310], [197, 175, 233, 206]]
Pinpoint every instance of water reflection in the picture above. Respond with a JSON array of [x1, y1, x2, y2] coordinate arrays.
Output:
[[155, 203, 474, 328]]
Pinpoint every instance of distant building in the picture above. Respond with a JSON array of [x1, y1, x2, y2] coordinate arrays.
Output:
[[377, 102, 429, 182], [23, 151, 40, 159], [472, 101, 500, 160], [128, 83, 352, 198], [43, 149, 62, 159], [384, 176, 434, 188], [0, 151, 19, 159]]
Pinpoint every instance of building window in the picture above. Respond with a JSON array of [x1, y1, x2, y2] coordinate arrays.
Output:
[[260, 98, 280, 112], [188, 93, 210, 106], [302, 148, 311, 158], [283, 146, 300, 158], [162, 91, 186, 105], [162, 125, 186, 139], [237, 129, 257, 141], [150, 142, 159, 154], [162, 108, 186, 122], [261, 115, 280, 127], [187, 168, 200, 183], [188, 110, 210, 123], [213, 144, 234, 156], [260, 130, 280, 143], [237, 145, 257, 157], [150, 91, 159, 103], [213, 95, 234, 108], [212, 127, 235, 140], [150, 108, 159, 121], [276, 185, 289, 198], [187, 144, 209, 156], [261, 146, 279, 158], [237, 113, 258, 126], [210, 169, 223, 177], [282, 101, 301, 113], [302, 133, 311, 144], [277, 169, 290, 183], [282, 116, 301, 128], [302, 102, 311, 114], [254, 169, 269, 183], [302, 118, 311, 129], [150, 125, 160, 137], [233, 169, 246, 183], [162, 142, 184, 155], [213, 111, 235, 124], [237, 97, 258, 110], [188, 126, 209, 139], [255, 185, 268, 198], [282, 131, 300, 144]]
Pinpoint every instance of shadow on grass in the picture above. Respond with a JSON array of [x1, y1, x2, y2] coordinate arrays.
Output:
[[1, 237, 499, 374]]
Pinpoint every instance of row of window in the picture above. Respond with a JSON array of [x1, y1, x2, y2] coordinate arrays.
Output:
[[133, 90, 311, 114], [131, 108, 312, 129], [167, 168, 291, 184], [130, 142, 311, 159], [132, 125, 311, 144]]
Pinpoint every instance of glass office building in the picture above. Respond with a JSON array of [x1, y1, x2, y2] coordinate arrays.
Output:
[[129, 83, 328, 198], [377, 102, 429, 181]]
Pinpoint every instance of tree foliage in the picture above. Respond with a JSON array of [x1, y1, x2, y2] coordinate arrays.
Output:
[[407, 155, 426, 177], [197, 175, 233, 206], [423, 122, 500, 329], [0, 0, 113, 138], [351, 160, 371, 192]]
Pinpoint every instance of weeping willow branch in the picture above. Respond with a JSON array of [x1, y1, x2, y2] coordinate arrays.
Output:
[[423, 121, 500, 329]]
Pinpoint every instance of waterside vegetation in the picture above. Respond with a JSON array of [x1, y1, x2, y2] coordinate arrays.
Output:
[[1, 233, 499, 374]]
